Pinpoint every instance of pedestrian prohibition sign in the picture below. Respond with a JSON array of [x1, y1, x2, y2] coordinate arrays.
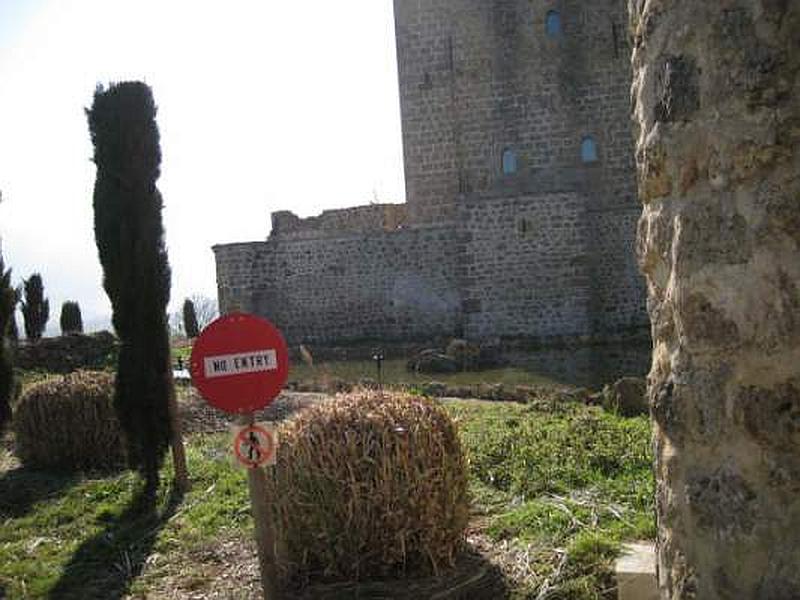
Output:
[[233, 423, 277, 468], [190, 312, 289, 413], [189, 312, 288, 599]]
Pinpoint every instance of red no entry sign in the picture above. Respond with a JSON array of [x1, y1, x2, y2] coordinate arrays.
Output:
[[190, 312, 289, 413]]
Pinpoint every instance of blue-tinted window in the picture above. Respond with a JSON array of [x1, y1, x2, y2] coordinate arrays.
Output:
[[546, 11, 561, 37], [581, 137, 599, 163], [502, 149, 518, 175]]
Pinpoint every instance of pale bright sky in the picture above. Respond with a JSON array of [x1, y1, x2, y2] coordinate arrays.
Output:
[[0, 0, 405, 333]]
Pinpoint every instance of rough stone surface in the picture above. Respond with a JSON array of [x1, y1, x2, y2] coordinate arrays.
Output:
[[214, 0, 647, 345], [616, 542, 659, 600], [630, 0, 800, 597]]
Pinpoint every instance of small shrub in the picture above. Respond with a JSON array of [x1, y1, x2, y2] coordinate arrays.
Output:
[[268, 390, 469, 583], [182, 298, 199, 338], [14, 371, 126, 471], [20, 273, 49, 340]]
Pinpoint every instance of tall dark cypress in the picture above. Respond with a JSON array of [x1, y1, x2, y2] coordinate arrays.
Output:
[[60, 301, 84, 334], [20, 273, 49, 340], [182, 298, 199, 338], [87, 82, 173, 493], [0, 256, 16, 431]]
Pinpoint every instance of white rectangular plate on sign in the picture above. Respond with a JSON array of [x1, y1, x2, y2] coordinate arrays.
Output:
[[204, 350, 278, 378]]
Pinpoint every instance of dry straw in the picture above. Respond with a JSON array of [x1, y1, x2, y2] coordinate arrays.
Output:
[[268, 390, 469, 583], [14, 370, 126, 471]]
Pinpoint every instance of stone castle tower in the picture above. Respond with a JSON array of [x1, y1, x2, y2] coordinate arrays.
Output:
[[213, 0, 646, 343]]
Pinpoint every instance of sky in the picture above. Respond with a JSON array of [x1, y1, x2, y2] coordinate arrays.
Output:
[[0, 0, 406, 334]]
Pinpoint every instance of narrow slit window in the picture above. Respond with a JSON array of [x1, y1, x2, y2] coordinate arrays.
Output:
[[502, 149, 518, 175], [581, 137, 598, 163], [546, 11, 561, 37]]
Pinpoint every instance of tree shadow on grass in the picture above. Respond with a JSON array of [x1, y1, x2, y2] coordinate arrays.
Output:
[[0, 467, 77, 519], [48, 485, 183, 600]]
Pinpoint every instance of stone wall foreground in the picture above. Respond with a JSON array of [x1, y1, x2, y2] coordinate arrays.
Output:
[[630, 0, 800, 597]]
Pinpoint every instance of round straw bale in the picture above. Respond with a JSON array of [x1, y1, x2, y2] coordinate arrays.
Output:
[[14, 370, 125, 471], [268, 390, 469, 583], [268, 390, 469, 580]]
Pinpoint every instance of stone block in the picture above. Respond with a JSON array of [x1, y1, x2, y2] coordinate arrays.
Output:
[[615, 542, 659, 600]]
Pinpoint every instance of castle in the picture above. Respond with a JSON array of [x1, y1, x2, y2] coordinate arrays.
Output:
[[213, 0, 647, 344]]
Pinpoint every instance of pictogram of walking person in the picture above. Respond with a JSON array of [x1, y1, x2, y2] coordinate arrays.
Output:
[[247, 430, 262, 463]]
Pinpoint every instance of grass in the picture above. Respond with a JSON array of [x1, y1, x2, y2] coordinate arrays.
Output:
[[451, 400, 654, 598], [171, 343, 192, 364], [0, 433, 248, 599], [0, 383, 654, 598]]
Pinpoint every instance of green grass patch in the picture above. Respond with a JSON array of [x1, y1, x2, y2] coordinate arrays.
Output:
[[449, 401, 653, 503], [450, 399, 654, 598], [171, 343, 193, 364], [0, 396, 653, 599], [0, 433, 250, 598]]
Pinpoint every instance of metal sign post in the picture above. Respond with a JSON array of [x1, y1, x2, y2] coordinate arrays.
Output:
[[372, 348, 385, 392], [190, 312, 289, 600], [243, 413, 280, 600]]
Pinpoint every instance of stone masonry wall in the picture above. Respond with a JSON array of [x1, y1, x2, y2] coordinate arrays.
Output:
[[270, 204, 407, 240], [392, 0, 646, 334], [215, 189, 646, 345], [460, 191, 593, 338], [458, 189, 646, 340], [214, 224, 462, 343], [394, 0, 636, 225], [631, 0, 800, 597]]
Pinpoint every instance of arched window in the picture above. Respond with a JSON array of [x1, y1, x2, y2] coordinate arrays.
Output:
[[581, 137, 598, 163], [545, 11, 561, 37], [502, 149, 518, 175]]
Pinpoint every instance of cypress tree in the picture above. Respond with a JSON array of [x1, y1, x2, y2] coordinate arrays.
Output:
[[87, 81, 182, 494], [60, 301, 84, 334], [182, 298, 199, 338], [20, 273, 49, 340], [0, 256, 15, 431]]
